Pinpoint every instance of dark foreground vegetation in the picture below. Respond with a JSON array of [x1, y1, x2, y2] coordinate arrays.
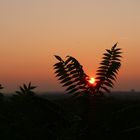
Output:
[[0, 93, 140, 140]]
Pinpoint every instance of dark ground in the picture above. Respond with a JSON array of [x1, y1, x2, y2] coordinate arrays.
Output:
[[0, 92, 140, 140]]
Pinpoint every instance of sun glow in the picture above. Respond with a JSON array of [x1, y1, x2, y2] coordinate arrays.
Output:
[[88, 77, 95, 84]]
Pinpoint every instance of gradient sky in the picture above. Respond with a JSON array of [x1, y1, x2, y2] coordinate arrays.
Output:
[[0, 0, 140, 93]]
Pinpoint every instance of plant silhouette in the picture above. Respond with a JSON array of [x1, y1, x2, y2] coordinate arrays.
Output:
[[0, 84, 4, 100], [95, 43, 122, 95], [0, 84, 3, 90], [54, 55, 89, 97], [54, 43, 122, 96], [15, 82, 36, 97]]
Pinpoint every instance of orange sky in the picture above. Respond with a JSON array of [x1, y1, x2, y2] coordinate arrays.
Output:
[[0, 0, 140, 93]]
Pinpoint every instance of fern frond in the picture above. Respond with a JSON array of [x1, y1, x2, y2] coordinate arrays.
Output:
[[54, 55, 89, 96], [95, 43, 122, 95]]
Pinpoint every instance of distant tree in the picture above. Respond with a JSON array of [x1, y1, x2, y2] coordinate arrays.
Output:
[[53, 43, 122, 97]]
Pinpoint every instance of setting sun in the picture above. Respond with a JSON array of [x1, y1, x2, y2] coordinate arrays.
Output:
[[88, 77, 95, 84]]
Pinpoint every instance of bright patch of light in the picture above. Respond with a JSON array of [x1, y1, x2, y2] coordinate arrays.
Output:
[[88, 77, 95, 84]]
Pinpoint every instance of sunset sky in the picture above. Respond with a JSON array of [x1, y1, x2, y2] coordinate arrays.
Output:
[[0, 0, 140, 93]]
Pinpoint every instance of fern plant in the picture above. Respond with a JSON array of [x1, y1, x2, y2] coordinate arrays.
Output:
[[95, 43, 122, 95], [54, 43, 122, 97], [15, 82, 36, 97], [54, 55, 89, 97]]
